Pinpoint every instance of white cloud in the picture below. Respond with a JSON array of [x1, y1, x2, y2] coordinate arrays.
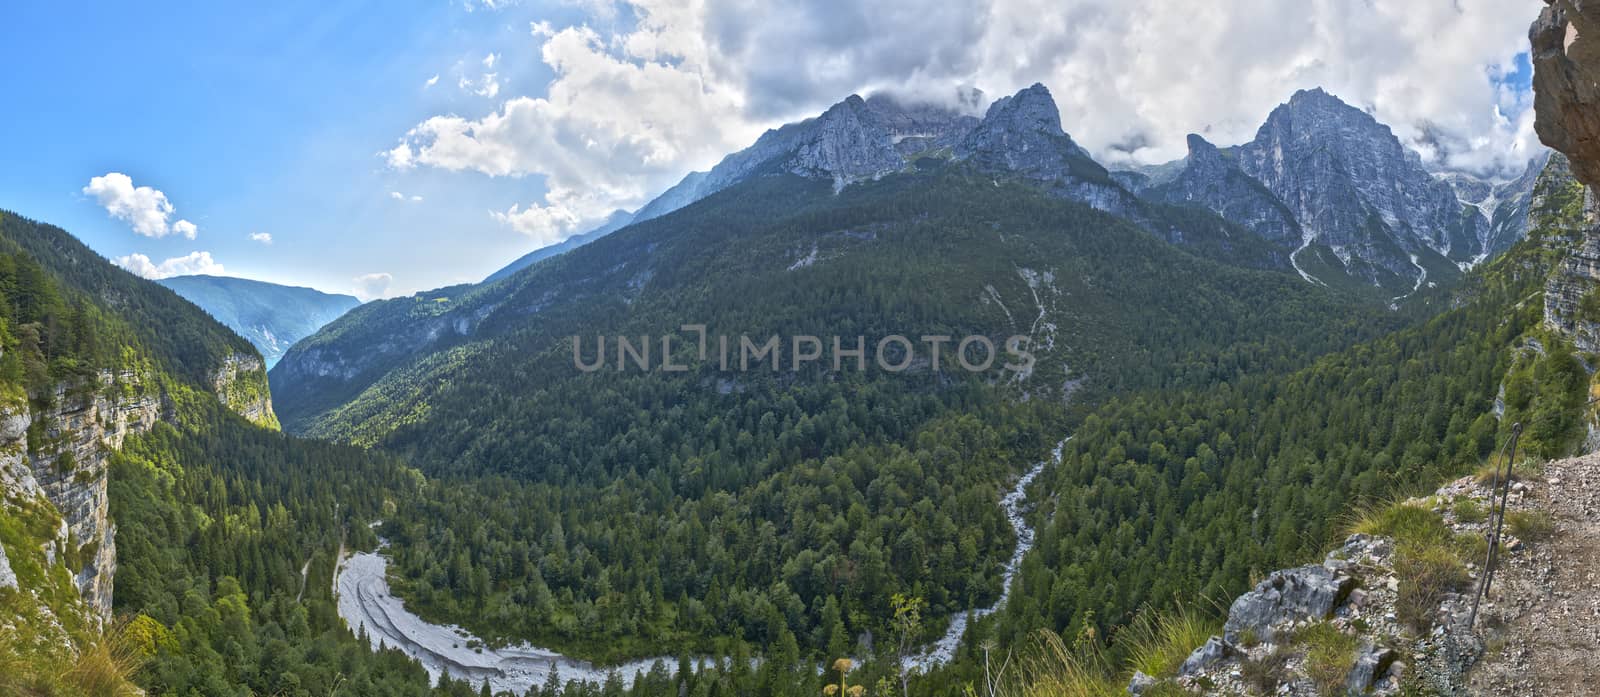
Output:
[[352, 272, 394, 301], [114, 251, 225, 279], [460, 72, 501, 98], [82, 172, 199, 238], [384, 142, 415, 169], [389, 191, 406, 200], [411, 194, 424, 202], [483, 52, 499, 69], [425, 74, 440, 88], [395, 0, 1545, 248], [249, 232, 273, 244], [491, 201, 584, 245]]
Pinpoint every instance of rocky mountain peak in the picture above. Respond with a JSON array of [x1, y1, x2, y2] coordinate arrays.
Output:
[[1181, 133, 1230, 172], [1231, 87, 1490, 288], [981, 82, 1064, 137]]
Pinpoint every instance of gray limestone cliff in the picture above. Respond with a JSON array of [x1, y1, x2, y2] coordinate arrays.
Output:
[[213, 353, 278, 428], [1534, 1, 1600, 355], [1233, 89, 1488, 289], [1533, 0, 1600, 191], [1145, 133, 1303, 247], [0, 369, 162, 621]]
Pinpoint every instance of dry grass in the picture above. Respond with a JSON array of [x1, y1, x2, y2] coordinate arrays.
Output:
[[1507, 510, 1556, 541], [1119, 606, 1219, 680], [63, 624, 145, 697], [1001, 630, 1121, 697]]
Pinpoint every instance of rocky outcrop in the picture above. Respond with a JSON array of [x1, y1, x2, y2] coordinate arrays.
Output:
[[1532, 0, 1600, 190], [1146, 134, 1302, 246], [1529, 153, 1600, 350], [0, 369, 162, 621], [1533, 1, 1600, 359], [212, 353, 277, 427], [1223, 562, 1357, 645]]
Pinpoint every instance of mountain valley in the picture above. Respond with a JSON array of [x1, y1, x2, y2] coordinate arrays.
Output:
[[6, 4, 1600, 696]]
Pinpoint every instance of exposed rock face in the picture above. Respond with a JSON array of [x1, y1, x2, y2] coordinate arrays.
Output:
[[1177, 635, 1233, 677], [1223, 563, 1356, 644], [953, 83, 1133, 213], [0, 370, 162, 620], [1533, 0, 1600, 359], [633, 90, 982, 222], [1125, 88, 1526, 292], [1347, 642, 1397, 695], [1533, 0, 1600, 190], [1232, 88, 1487, 288], [1530, 153, 1600, 350], [212, 353, 277, 427], [1440, 152, 1551, 262], [1146, 134, 1303, 246], [632, 83, 1135, 223], [0, 539, 16, 590]]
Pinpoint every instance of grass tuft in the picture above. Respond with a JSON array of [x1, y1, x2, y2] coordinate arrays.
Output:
[[1296, 622, 1359, 697], [1118, 606, 1219, 679], [1507, 510, 1555, 541]]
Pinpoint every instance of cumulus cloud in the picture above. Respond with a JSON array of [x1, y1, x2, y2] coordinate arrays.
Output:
[[249, 232, 273, 244], [389, 190, 423, 202], [352, 272, 394, 301], [114, 251, 224, 279], [82, 172, 198, 238], [425, 74, 440, 88], [402, 0, 1543, 244]]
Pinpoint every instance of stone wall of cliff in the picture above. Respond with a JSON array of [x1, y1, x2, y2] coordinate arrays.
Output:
[[0, 369, 162, 621], [213, 352, 279, 429]]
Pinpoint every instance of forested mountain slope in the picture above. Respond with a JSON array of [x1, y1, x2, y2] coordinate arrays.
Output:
[[266, 142, 1424, 668], [158, 274, 360, 368], [953, 146, 1598, 697], [0, 209, 453, 695]]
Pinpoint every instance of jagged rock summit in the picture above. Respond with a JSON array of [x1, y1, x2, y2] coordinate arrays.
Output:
[[1128, 87, 1537, 294]]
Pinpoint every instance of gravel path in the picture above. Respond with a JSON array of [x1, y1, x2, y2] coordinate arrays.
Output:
[[1467, 453, 1600, 695]]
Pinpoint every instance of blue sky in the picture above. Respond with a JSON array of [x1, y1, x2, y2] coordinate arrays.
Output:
[[0, 1, 598, 296], [0, 1, 1542, 299]]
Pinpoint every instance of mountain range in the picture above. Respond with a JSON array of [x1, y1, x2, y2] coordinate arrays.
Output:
[[157, 274, 360, 367], [485, 86, 1545, 300]]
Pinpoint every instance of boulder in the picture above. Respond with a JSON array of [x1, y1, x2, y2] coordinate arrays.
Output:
[[1177, 635, 1232, 677], [1345, 641, 1397, 695], [1126, 670, 1156, 696], [1224, 564, 1355, 644]]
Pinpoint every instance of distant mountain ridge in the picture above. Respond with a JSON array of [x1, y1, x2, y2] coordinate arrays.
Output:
[[1128, 88, 1545, 295], [487, 85, 1542, 297], [158, 275, 359, 367]]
